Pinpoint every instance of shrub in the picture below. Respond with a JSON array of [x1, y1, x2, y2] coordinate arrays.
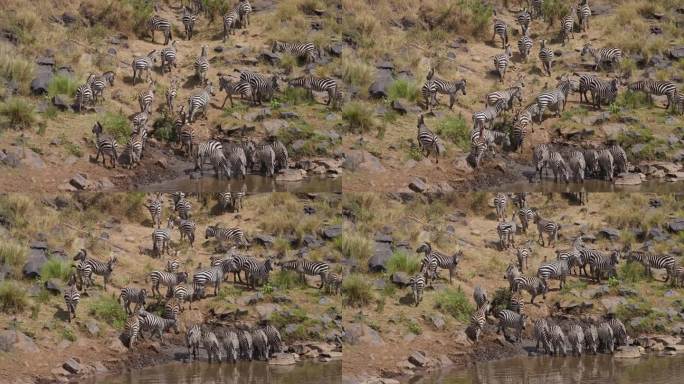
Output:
[[342, 101, 375, 133], [541, 0, 570, 26], [0, 242, 27, 275], [98, 111, 131, 143], [47, 75, 79, 98], [0, 98, 36, 130], [436, 115, 470, 150], [89, 295, 127, 329], [337, 56, 374, 90], [0, 281, 28, 314], [334, 233, 372, 264], [279, 54, 298, 74], [271, 270, 307, 290], [40, 257, 72, 282], [490, 287, 512, 312], [0, 44, 33, 93], [201, 0, 232, 24], [619, 262, 645, 284], [386, 251, 421, 276], [281, 86, 311, 105], [435, 286, 473, 322], [614, 90, 652, 110], [342, 273, 374, 307], [387, 80, 420, 102], [152, 113, 176, 142]]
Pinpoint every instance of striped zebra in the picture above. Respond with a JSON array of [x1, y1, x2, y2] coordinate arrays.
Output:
[[630, 79, 678, 109], [222, 329, 240, 363], [513, 275, 547, 304], [469, 303, 489, 342], [218, 75, 252, 108], [269, 139, 288, 171], [497, 220, 516, 250], [163, 298, 181, 320], [251, 75, 279, 105], [148, 270, 189, 298], [622, 247, 675, 282], [138, 310, 178, 343], [482, 129, 511, 155], [496, 309, 525, 342], [516, 243, 532, 271], [182, 7, 197, 40], [92, 122, 118, 168], [556, 238, 586, 276], [492, 44, 512, 82], [597, 148, 614, 181], [486, 82, 523, 109], [585, 249, 619, 283], [187, 324, 201, 359], [272, 41, 318, 63], [560, 7, 575, 46], [583, 148, 600, 177], [132, 50, 157, 84], [248, 259, 273, 289], [512, 193, 528, 209], [166, 258, 180, 273], [581, 43, 622, 72], [160, 41, 178, 74], [323, 272, 343, 295], [90, 71, 115, 103], [567, 149, 587, 183], [510, 291, 524, 314], [608, 144, 628, 175], [518, 34, 533, 62], [533, 318, 552, 354], [75, 74, 94, 113], [179, 120, 196, 158], [263, 325, 283, 355], [504, 264, 521, 291], [536, 78, 573, 122], [192, 266, 224, 299], [172, 284, 189, 307], [421, 68, 437, 110], [511, 103, 539, 152], [577, 0, 591, 32], [584, 323, 598, 354], [534, 214, 560, 247], [151, 221, 172, 257], [171, 192, 192, 220], [537, 259, 569, 291], [124, 314, 140, 348], [131, 105, 150, 130], [574, 72, 599, 104], [294, 258, 330, 289], [252, 329, 270, 361], [288, 75, 338, 106], [673, 91, 684, 115], [73, 249, 117, 291], [597, 322, 614, 353], [187, 82, 215, 123], [119, 287, 147, 315], [494, 193, 508, 221], [173, 217, 196, 247], [238, 329, 253, 360], [194, 46, 209, 85], [492, 17, 508, 49], [670, 265, 684, 288], [409, 273, 426, 306], [473, 286, 488, 309], [590, 78, 619, 109], [202, 327, 222, 363], [64, 274, 80, 323], [236, 0, 252, 28], [251, 143, 275, 176], [147, 14, 172, 44], [472, 99, 507, 135], [607, 318, 628, 346], [222, 143, 248, 179], [145, 194, 163, 228], [516, 8, 531, 35], [431, 77, 467, 109], [549, 324, 568, 356], [205, 225, 249, 249], [533, 143, 550, 179], [230, 254, 259, 284], [538, 39, 554, 77], [138, 79, 155, 113], [222, 8, 239, 42], [416, 114, 442, 163], [216, 192, 236, 213], [416, 242, 461, 284]]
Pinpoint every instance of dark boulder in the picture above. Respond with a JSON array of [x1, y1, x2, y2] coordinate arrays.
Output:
[[368, 241, 393, 272], [322, 225, 343, 239]]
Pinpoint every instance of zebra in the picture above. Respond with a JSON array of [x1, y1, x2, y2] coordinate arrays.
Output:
[[179, 120, 196, 158], [124, 314, 141, 348], [187, 324, 201, 359], [492, 44, 513, 82], [568, 150, 587, 183], [416, 242, 461, 284], [533, 318, 552, 354], [537, 259, 569, 291], [504, 264, 521, 291], [252, 329, 270, 361], [510, 290, 525, 314], [586, 249, 619, 283], [230, 254, 260, 284], [673, 91, 684, 115], [238, 329, 253, 360], [574, 72, 599, 104], [172, 284, 189, 307], [538, 39, 554, 77], [534, 214, 560, 247], [590, 78, 619, 109], [163, 298, 181, 320], [584, 323, 599, 354], [218, 75, 252, 108], [187, 82, 215, 123], [517, 34, 533, 62], [511, 103, 539, 152], [472, 99, 507, 135], [513, 275, 547, 304], [492, 17, 508, 49], [469, 303, 489, 342], [533, 143, 550, 179], [194, 46, 209, 85], [217, 192, 236, 212], [288, 75, 339, 106], [75, 74, 94, 113], [482, 129, 511, 155], [263, 325, 283, 355], [235, 0, 252, 28], [160, 41, 178, 74], [416, 114, 441, 163], [90, 71, 115, 103], [549, 324, 568, 356], [536, 78, 573, 123], [151, 221, 172, 257], [132, 50, 157, 84], [270, 139, 288, 172], [272, 41, 318, 63], [432, 77, 467, 109], [560, 7, 575, 45], [147, 14, 172, 44], [497, 220, 516, 250], [577, 1, 591, 32], [248, 258, 273, 289], [173, 217, 196, 247], [119, 287, 147, 315], [670, 265, 684, 288], [210, 255, 241, 284], [73, 249, 116, 291], [181, 7, 197, 40], [583, 148, 600, 177], [516, 243, 532, 271], [192, 266, 224, 299], [597, 322, 614, 353], [64, 274, 80, 323], [132, 105, 150, 130], [607, 318, 628, 346], [92, 122, 118, 168], [171, 192, 192, 220], [485, 82, 523, 110], [494, 193, 508, 221], [250, 143, 274, 176], [148, 271, 189, 298], [139, 310, 178, 343], [295, 258, 330, 288], [516, 8, 531, 35], [144, 195, 163, 228], [421, 68, 437, 110], [609, 144, 628, 175], [597, 148, 614, 181], [473, 286, 488, 309], [251, 75, 279, 105], [581, 43, 622, 72], [323, 272, 343, 295], [138, 79, 155, 113], [622, 247, 676, 282], [409, 273, 426, 306], [164, 257, 180, 274], [223, 329, 240, 363], [496, 309, 525, 342], [222, 8, 239, 42], [202, 327, 222, 363]]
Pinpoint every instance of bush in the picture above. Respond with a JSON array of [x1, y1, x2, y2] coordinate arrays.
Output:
[[0, 242, 27, 275], [281, 86, 311, 105], [0, 98, 36, 130], [342, 273, 374, 307], [342, 101, 375, 133], [201, 0, 232, 24], [435, 286, 473, 323], [387, 80, 420, 102], [334, 233, 372, 264], [98, 111, 131, 143], [337, 56, 374, 90], [490, 287, 512, 312], [47, 75, 79, 98], [40, 258, 72, 282], [386, 251, 421, 276], [152, 113, 176, 142], [0, 44, 33, 93], [0, 281, 28, 314], [271, 270, 307, 290], [89, 295, 127, 329], [436, 115, 470, 151], [614, 90, 652, 110], [619, 262, 645, 284], [541, 0, 570, 26]]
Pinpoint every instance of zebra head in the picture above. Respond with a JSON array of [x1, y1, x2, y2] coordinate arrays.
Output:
[[107, 256, 118, 270], [147, 50, 158, 63], [205, 225, 217, 239], [92, 121, 104, 136], [416, 242, 431, 255], [459, 79, 467, 95], [271, 41, 282, 53], [73, 248, 87, 261], [205, 81, 216, 96], [104, 71, 116, 85], [580, 42, 593, 57]]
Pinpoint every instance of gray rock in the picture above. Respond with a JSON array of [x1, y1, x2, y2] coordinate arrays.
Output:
[[408, 351, 427, 367], [0, 330, 39, 353], [391, 272, 410, 286], [86, 320, 100, 336], [618, 287, 638, 297], [343, 323, 383, 345], [329, 43, 343, 57], [614, 173, 642, 185], [598, 227, 620, 241], [1, 150, 20, 168], [647, 227, 668, 241], [269, 352, 297, 365], [668, 46, 684, 60], [20, 149, 45, 169], [614, 346, 643, 359], [261, 51, 281, 65], [52, 94, 71, 111], [255, 303, 280, 320], [63, 358, 81, 374], [391, 100, 407, 114], [44, 279, 62, 294], [69, 173, 90, 190], [342, 150, 385, 173], [31, 69, 53, 95], [369, 69, 393, 99], [262, 119, 288, 136], [22, 251, 48, 278], [275, 169, 306, 182], [214, 46, 224, 53], [668, 218, 684, 233], [368, 242, 393, 272], [244, 108, 272, 122], [61, 12, 77, 25], [374, 233, 392, 243], [254, 234, 275, 247], [430, 314, 445, 330], [601, 297, 627, 313], [322, 225, 343, 239], [279, 111, 299, 119], [408, 177, 428, 193]]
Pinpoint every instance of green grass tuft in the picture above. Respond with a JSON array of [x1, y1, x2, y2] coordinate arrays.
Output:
[[88, 295, 127, 329], [387, 79, 420, 102], [386, 251, 421, 275], [47, 75, 79, 98], [334, 233, 372, 265], [435, 115, 470, 151], [0, 242, 27, 276], [98, 111, 131, 143], [0, 281, 28, 314], [271, 270, 307, 290], [619, 262, 646, 284], [342, 101, 375, 133], [40, 257, 72, 282], [434, 286, 473, 323], [342, 273, 374, 307], [0, 98, 36, 130]]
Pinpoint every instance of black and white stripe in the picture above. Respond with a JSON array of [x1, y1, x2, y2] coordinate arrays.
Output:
[[486, 83, 523, 109], [138, 80, 156, 113], [202, 327, 222, 363], [192, 266, 224, 299], [581, 43, 622, 72], [534, 214, 561, 247], [187, 82, 214, 123], [151, 222, 172, 257], [194, 46, 210, 85], [534, 318, 552, 354], [549, 324, 568, 356], [323, 272, 343, 295], [205, 225, 249, 248], [145, 195, 163, 228], [248, 258, 273, 289], [538, 39, 554, 77], [472, 99, 507, 134], [515, 207, 536, 234], [517, 34, 533, 62], [182, 7, 197, 40], [73, 249, 116, 291], [270, 139, 288, 171], [409, 273, 426, 306], [251, 329, 270, 361], [577, 1, 591, 32], [494, 193, 508, 221], [431, 77, 467, 109], [171, 192, 192, 220], [132, 50, 157, 84], [560, 8, 575, 46], [583, 148, 600, 177], [536, 79, 572, 122], [254, 143, 276, 176], [496, 309, 525, 342], [567, 149, 587, 182], [222, 9, 239, 42], [92, 121, 118, 168], [510, 291, 525, 314], [187, 324, 201, 359], [124, 314, 140, 348], [589, 78, 619, 109], [75, 74, 94, 113], [148, 271, 189, 298], [597, 322, 614, 353], [623, 248, 675, 282], [492, 44, 512, 82], [532, 143, 550, 179], [608, 144, 628, 175], [416, 114, 441, 163], [222, 329, 240, 362], [272, 41, 318, 63], [138, 309, 178, 343], [90, 71, 115, 103], [597, 148, 614, 181], [174, 218, 196, 247], [119, 287, 147, 315], [238, 329, 253, 360], [473, 286, 488, 309], [64, 274, 80, 322], [469, 303, 489, 342], [163, 298, 181, 320], [607, 318, 628, 346], [160, 42, 178, 74], [218, 75, 252, 108], [492, 18, 508, 49], [504, 264, 521, 291], [584, 323, 598, 354], [497, 220, 516, 250], [147, 14, 172, 45], [516, 8, 531, 35], [288, 75, 338, 106], [263, 325, 283, 355], [235, 0, 252, 28], [511, 103, 539, 152], [416, 242, 461, 284], [516, 244, 531, 271], [537, 259, 569, 290], [585, 249, 619, 283], [513, 275, 547, 304]]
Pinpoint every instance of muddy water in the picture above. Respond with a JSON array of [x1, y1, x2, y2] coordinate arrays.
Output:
[[138, 174, 342, 193], [490, 178, 684, 193], [91, 360, 341, 384], [409, 354, 684, 384]]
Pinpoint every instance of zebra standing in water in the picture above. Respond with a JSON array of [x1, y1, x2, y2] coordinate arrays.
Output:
[[73, 249, 117, 291], [64, 274, 80, 322], [160, 41, 178, 74], [494, 193, 508, 221], [538, 40, 554, 77], [609, 144, 628, 175], [222, 8, 239, 42], [90, 71, 115, 103], [223, 329, 241, 363], [597, 322, 614, 353], [534, 213, 560, 247], [581, 43, 622, 72], [560, 7, 575, 45], [187, 324, 201, 359], [238, 329, 253, 360], [187, 82, 214, 122], [492, 44, 513, 82], [132, 50, 157, 84], [533, 143, 550, 179], [584, 323, 599, 354], [597, 148, 614, 181], [202, 327, 222, 363], [148, 270, 189, 298], [263, 325, 283, 355], [567, 149, 587, 183], [432, 77, 467, 109], [409, 273, 426, 306], [416, 242, 461, 284], [252, 329, 270, 361], [194, 46, 209, 85], [549, 324, 568, 356], [147, 14, 172, 44], [270, 138, 288, 172], [607, 318, 628, 346], [416, 114, 442, 163], [92, 121, 118, 168], [583, 148, 600, 177], [496, 310, 526, 342], [182, 7, 197, 40], [253, 143, 276, 176], [195, 140, 224, 176], [492, 17, 508, 49], [534, 318, 552, 354], [75, 74, 94, 113], [272, 41, 318, 63], [119, 287, 147, 315], [218, 75, 252, 108], [577, 0, 591, 32]]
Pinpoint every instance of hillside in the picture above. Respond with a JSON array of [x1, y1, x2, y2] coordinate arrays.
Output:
[[0, 192, 343, 382], [339, 192, 684, 382]]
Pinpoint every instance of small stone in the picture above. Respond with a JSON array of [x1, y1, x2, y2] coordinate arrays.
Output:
[[408, 351, 427, 367], [391, 272, 410, 286], [44, 279, 62, 294], [322, 225, 342, 239], [69, 173, 89, 190], [62, 358, 81, 374], [408, 177, 428, 193], [391, 100, 407, 114]]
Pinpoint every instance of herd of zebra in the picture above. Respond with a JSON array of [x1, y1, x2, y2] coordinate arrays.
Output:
[[81, 0, 344, 176], [415, 1, 683, 171]]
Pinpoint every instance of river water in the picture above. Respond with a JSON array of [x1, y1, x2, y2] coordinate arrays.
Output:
[[90, 360, 341, 384], [408, 354, 684, 384], [138, 174, 342, 193]]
